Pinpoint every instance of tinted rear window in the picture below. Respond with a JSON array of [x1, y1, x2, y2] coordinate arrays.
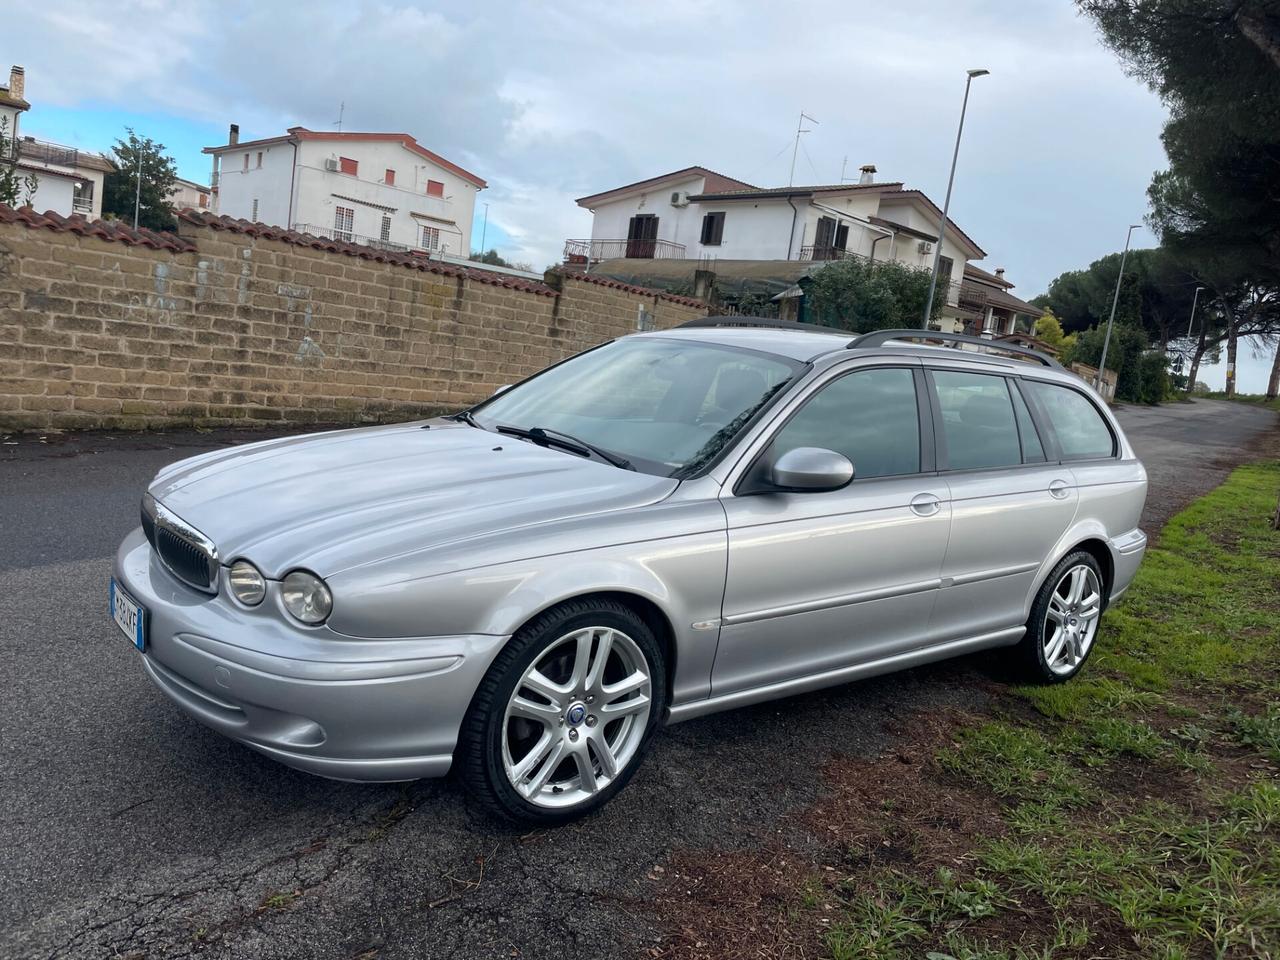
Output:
[[1024, 381, 1116, 460]]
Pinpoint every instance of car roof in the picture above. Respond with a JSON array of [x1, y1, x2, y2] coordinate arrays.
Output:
[[635, 326, 852, 362]]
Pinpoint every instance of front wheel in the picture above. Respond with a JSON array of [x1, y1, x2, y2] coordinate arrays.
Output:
[[456, 599, 665, 825], [1017, 551, 1104, 683]]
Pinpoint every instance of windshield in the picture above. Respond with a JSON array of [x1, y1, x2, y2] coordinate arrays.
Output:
[[471, 337, 801, 477]]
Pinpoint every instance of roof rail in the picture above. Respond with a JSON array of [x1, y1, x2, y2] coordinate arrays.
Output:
[[677, 316, 845, 335], [849, 329, 1061, 368]]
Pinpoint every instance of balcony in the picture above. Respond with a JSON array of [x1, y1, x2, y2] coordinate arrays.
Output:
[[72, 197, 93, 216], [563, 238, 687, 263], [18, 137, 79, 169], [292, 222, 417, 254], [798, 244, 863, 262]]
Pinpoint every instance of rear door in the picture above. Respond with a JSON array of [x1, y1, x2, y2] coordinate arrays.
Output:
[[713, 363, 951, 697], [926, 366, 1079, 642]]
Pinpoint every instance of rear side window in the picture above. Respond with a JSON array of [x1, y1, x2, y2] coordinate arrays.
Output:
[[1024, 381, 1116, 460], [772, 367, 920, 480], [931, 370, 1022, 471]]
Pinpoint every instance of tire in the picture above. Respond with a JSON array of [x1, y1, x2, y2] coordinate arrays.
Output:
[[1017, 550, 1105, 683], [456, 598, 666, 825]]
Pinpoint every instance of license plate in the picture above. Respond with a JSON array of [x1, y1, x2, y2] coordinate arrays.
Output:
[[110, 579, 147, 651]]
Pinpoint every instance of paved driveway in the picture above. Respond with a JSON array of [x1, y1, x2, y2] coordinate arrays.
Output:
[[2, 398, 1275, 960]]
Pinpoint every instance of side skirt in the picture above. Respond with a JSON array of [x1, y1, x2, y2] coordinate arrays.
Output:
[[663, 626, 1025, 725]]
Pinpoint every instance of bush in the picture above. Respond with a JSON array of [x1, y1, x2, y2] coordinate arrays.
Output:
[[1067, 323, 1156, 403], [805, 258, 939, 332]]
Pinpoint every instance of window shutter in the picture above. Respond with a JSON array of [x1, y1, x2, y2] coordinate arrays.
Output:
[[426, 180, 444, 197], [339, 157, 358, 176]]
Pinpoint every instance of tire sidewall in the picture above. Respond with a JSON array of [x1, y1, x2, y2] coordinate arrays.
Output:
[[1025, 550, 1104, 683], [479, 603, 666, 825]]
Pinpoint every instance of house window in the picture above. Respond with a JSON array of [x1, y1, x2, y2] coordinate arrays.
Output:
[[198, 192, 208, 208], [251, 198, 259, 221], [256, 151, 263, 169], [380, 215, 392, 242], [426, 179, 444, 198], [334, 205, 354, 241], [242, 153, 249, 171], [700, 212, 725, 246], [339, 156, 358, 176], [385, 168, 396, 186], [420, 224, 440, 250]]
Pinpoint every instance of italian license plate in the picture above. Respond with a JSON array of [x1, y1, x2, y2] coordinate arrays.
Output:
[[110, 579, 147, 651]]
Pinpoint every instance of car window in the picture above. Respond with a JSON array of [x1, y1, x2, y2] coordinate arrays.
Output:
[[474, 337, 799, 476], [931, 370, 1023, 471], [1024, 380, 1116, 459], [771, 367, 920, 480], [1010, 381, 1046, 463]]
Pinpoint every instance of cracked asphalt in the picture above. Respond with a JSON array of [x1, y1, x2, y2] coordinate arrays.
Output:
[[2, 398, 1276, 960]]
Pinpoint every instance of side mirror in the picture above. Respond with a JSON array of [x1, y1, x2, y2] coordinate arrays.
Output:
[[492, 384, 513, 397], [769, 447, 854, 492]]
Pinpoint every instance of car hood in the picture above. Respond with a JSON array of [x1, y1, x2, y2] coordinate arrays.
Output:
[[149, 422, 679, 578]]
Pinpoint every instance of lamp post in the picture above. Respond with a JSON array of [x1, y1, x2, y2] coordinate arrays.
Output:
[[922, 68, 989, 329], [479, 202, 490, 256], [132, 144, 142, 231], [1095, 223, 1142, 394], [1185, 285, 1205, 336]]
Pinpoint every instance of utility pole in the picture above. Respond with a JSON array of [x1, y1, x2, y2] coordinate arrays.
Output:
[[921, 69, 989, 329], [480, 202, 490, 255], [132, 142, 142, 230], [788, 111, 818, 187], [1185, 285, 1204, 337], [1096, 223, 1142, 395]]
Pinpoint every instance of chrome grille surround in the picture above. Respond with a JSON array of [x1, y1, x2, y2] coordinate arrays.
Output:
[[141, 494, 219, 594]]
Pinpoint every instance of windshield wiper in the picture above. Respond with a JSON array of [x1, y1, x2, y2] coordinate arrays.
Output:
[[494, 424, 634, 471]]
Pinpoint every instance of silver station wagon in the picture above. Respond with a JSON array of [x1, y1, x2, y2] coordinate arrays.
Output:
[[112, 322, 1148, 823]]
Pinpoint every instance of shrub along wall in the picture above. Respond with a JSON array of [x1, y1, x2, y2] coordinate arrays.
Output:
[[0, 206, 707, 432]]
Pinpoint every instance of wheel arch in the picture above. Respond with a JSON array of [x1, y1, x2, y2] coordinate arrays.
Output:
[[1025, 524, 1118, 618]]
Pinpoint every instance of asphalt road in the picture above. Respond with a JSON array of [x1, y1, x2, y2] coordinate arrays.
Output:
[[2, 398, 1276, 960]]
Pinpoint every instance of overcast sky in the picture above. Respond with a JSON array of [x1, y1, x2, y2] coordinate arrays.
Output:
[[6, 0, 1273, 391]]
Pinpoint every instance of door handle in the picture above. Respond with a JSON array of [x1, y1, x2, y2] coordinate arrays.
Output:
[[910, 493, 942, 517], [1048, 479, 1071, 500]]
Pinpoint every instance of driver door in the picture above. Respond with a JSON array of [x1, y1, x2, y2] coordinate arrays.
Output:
[[712, 364, 951, 697]]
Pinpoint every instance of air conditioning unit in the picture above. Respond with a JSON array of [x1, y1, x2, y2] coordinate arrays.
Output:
[[670, 191, 690, 207], [917, 240, 934, 255], [324, 157, 339, 172]]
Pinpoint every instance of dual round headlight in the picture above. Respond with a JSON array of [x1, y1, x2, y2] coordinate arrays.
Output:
[[227, 561, 332, 625]]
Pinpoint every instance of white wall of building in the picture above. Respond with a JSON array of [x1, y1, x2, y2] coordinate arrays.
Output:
[[27, 170, 74, 214], [212, 136, 480, 255]]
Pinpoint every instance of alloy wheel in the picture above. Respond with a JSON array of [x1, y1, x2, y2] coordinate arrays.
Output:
[[501, 626, 652, 809], [1042, 563, 1102, 676]]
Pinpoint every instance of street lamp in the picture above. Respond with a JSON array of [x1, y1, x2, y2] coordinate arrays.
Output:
[[132, 144, 142, 230], [1185, 285, 1205, 337], [480, 202, 490, 256], [1095, 223, 1142, 393], [922, 67, 990, 329]]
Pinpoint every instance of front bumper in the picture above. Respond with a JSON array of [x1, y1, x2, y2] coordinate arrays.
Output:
[[114, 528, 507, 782]]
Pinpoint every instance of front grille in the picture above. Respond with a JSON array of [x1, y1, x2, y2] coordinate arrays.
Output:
[[142, 496, 218, 593]]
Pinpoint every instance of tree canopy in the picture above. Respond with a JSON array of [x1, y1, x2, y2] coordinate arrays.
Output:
[[101, 129, 178, 231]]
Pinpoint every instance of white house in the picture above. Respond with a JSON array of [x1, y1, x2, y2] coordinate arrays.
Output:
[[569, 165, 1036, 333], [169, 175, 212, 213], [203, 125, 485, 256], [1, 65, 113, 219]]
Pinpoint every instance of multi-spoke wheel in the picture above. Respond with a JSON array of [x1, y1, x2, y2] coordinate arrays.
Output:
[[1018, 551, 1105, 683], [457, 599, 665, 824]]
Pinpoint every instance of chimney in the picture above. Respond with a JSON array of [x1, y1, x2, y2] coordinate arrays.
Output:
[[995, 267, 1006, 282], [228, 123, 239, 146], [8, 65, 24, 101], [859, 163, 877, 185]]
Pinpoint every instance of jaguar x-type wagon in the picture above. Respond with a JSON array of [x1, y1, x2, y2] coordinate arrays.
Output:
[[113, 322, 1147, 823]]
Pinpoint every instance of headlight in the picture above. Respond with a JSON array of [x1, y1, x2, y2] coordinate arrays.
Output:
[[228, 560, 266, 606], [281, 570, 332, 625]]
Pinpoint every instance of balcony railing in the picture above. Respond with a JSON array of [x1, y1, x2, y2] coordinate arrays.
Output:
[[797, 244, 864, 262], [18, 138, 79, 168], [957, 281, 990, 313], [72, 198, 93, 216], [563, 238, 687, 262], [293, 222, 418, 253]]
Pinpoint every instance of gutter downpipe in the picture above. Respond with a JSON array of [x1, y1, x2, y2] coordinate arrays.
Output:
[[786, 194, 801, 260]]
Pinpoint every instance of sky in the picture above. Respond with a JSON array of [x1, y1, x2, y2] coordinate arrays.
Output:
[[4, 0, 1272, 392]]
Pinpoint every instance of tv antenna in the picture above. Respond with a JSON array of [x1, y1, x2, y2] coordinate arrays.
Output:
[[788, 111, 818, 186], [334, 102, 345, 132]]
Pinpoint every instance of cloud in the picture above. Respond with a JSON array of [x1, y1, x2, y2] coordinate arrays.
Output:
[[8, 0, 1169, 291]]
